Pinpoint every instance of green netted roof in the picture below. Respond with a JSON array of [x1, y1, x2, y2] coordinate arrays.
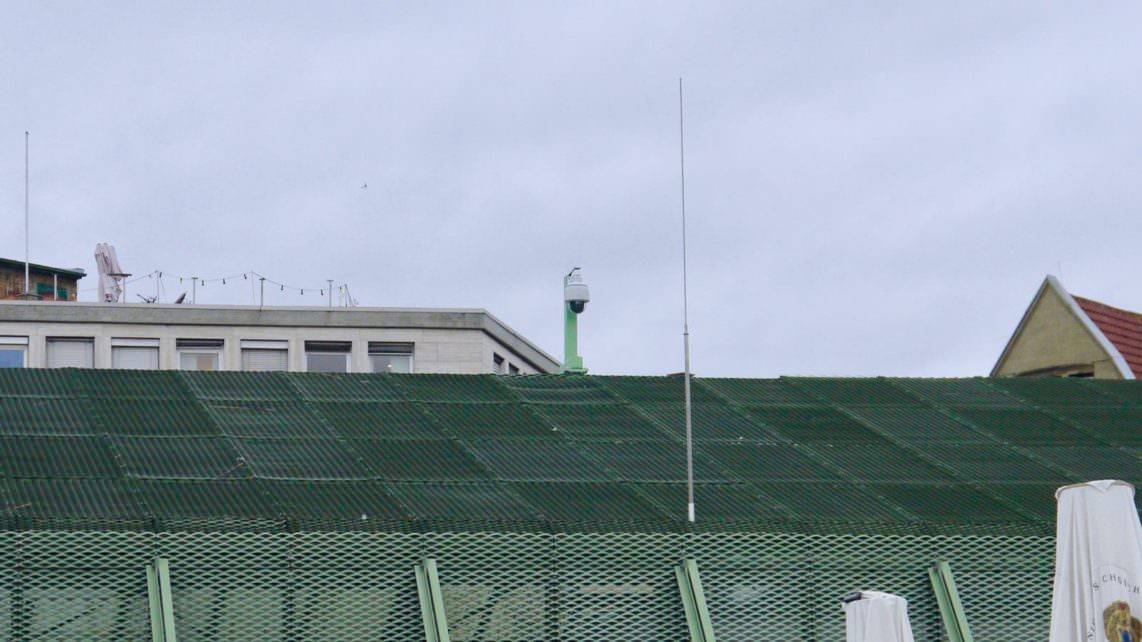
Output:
[[1, 370, 1139, 535]]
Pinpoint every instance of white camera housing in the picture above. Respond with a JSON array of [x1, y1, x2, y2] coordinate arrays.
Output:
[[564, 271, 590, 314]]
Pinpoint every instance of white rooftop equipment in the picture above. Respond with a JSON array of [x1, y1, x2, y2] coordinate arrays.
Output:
[[1049, 480, 1142, 642], [842, 591, 916, 642], [94, 243, 128, 303]]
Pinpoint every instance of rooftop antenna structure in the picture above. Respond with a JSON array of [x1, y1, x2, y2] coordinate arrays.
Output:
[[562, 267, 590, 374], [679, 78, 695, 524], [23, 132, 29, 297], [94, 243, 129, 303]]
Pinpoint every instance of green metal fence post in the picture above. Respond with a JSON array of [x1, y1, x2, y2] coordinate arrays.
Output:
[[929, 560, 973, 642], [415, 557, 451, 642], [146, 557, 178, 642], [675, 558, 716, 642]]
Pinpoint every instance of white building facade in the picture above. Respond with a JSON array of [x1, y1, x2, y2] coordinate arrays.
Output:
[[0, 302, 559, 374]]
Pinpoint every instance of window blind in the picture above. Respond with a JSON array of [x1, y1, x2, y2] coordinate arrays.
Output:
[[46, 338, 94, 368], [242, 348, 288, 372], [112, 346, 159, 370]]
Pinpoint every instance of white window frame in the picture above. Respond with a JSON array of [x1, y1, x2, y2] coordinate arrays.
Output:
[[111, 338, 160, 370], [240, 339, 289, 372], [368, 342, 414, 374], [46, 337, 95, 369], [0, 336, 29, 368], [176, 339, 224, 371]]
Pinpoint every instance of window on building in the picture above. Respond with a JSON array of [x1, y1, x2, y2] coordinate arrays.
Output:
[[111, 338, 159, 370], [177, 339, 223, 371], [306, 341, 350, 373], [509, 363, 520, 375], [241, 340, 289, 372], [493, 353, 505, 374], [0, 336, 28, 368], [46, 337, 94, 368], [368, 342, 413, 374], [33, 282, 68, 300]]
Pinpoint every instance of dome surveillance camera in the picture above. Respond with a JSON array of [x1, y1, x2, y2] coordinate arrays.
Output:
[[564, 269, 590, 314]]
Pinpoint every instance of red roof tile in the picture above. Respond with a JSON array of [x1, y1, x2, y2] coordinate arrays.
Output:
[[1073, 295, 1142, 377]]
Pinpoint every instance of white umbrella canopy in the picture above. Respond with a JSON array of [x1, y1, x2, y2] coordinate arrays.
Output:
[[843, 591, 916, 642], [1050, 480, 1142, 642]]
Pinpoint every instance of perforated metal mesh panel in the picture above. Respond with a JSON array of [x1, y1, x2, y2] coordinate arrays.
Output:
[[0, 371, 1136, 639], [0, 527, 1055, 641]]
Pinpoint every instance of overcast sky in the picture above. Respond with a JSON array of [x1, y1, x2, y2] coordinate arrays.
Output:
[[3, 3, 1141, 377]]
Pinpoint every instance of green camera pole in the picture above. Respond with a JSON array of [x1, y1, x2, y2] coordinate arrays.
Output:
[[562, 272, 587, 374]]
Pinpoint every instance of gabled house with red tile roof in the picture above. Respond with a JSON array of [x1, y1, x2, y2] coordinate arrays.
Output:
[[992, 275, 1139, 379]]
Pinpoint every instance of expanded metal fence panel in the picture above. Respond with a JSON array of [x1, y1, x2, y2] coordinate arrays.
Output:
[[529, 403, 676, 440], [0, 397, 97, 436], [842, 406, 993, 444], [235, 438, 371, 480], [427, 402, 556, 439], [1084, 379, 1142, 404], [787, 377, 925, 406], [946, 407, 1089, 446], [633, 483, 789, 520], [633, 401, 778, 442], [0, 526, 1060, 641], [744, 406, 890, 443], [386, 482, 541, 521], [0, 435, 120, 478], [812, 443, 956, 483], [113, 435, 245, 479], [575, 440, 706, 482], [750, 481, 908, 521], [92, 398, 221, 436], [285, 372, 406, 402], [314, 401, 447, 439], [890, 378, 1026, 407], [500, 374, 617, 404], [598, 375, 721, 404], [204, 400, 335, 439], [694, 442, 843, 482], [987, 377, 1122, 407], [10, 531, 152, 641], [75, 369, 195, 401], [4, 371, 1137, 532], [462, 438, 610, 481], [354, 438, 492, 480], [698, 378, 820, 405], [1041, 405, 1142, 447], [1, 372, 1137, 638], [397, 374, 518, 403], [557, 532, 689, 641]]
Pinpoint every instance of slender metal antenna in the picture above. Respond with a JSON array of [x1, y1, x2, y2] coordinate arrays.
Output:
[[24, 131, 30, 296], [679, 78, 695, 523]]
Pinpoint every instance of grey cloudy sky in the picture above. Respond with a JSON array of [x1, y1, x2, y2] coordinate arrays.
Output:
[[3, 3, 1141, 377]]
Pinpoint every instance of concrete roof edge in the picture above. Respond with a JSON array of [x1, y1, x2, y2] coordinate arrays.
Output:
[[0, 257, 86, 278], [480, 309, 561, 372], [0, 299, 561, 370], [0, 302, 561, 371]]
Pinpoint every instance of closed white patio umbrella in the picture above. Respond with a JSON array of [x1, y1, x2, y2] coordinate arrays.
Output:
[[843, 590, 916, 642], [1050, 480, 1142, 642]]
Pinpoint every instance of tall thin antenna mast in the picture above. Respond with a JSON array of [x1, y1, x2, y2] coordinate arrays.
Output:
[[679, 78, 695, 524], [24, 131, 30, 296]]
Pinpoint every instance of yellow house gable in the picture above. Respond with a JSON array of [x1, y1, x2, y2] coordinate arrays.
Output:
[[992, 276, 1130, 379]]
